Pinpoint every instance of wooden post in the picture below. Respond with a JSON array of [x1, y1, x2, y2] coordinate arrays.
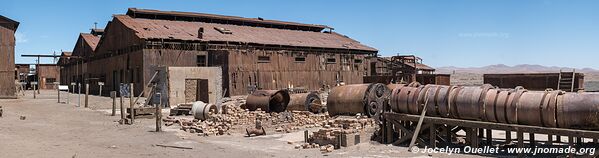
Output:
[[529, 133, 535, 148], [568, 136, 574, 158], [99, 85, 103, 96], [429, 124, 436, 148], [110, 91, 116, 116], [547, 134, 553, 145], [120, 88, 125, 122], [155, 92, 162, 132], [57, 87, 60, 103], [486, 129, 493, 145], [33, 84, 36, 99], [506, 130, 512, 144], [84, 83, 89, 108], [129, 83, 134, 124], [517, 131, 524, 158], [304, 130, 309, 143]]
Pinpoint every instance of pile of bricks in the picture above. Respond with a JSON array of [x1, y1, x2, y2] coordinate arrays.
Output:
[[309, 116, 375, 146], [165, 99, 331, 136]]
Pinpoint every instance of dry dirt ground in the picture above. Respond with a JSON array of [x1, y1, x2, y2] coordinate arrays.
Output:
[[0, 90, 485, 158]]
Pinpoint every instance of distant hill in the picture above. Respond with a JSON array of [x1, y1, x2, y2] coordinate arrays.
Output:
[[436, 64, 599, 74]]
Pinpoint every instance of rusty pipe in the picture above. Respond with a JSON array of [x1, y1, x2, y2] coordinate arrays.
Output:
[[327, 83, 389, 117], [287, 92, 323, 113], [245, 90, 290, 113]]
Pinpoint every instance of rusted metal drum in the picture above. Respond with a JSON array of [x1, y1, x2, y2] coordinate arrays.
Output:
[[191, 101, 217, 121], [327, 83, 389, 117], [388, 84, 406, 113], [494, 90, 511, 123], [478, 84, 494, 120], [506, 87, 526, 124], [451, 86, 488, 120], [543, 91, 562, 127], [484, 89, 500, 122], [448, 86, 462, 118], [516, 91, 547, 126], [287, 92, 323, 113], [556, 92, 599, 129], [418, 85, 442, 116], [407, 86, 423, 115], [245, 90, 290, 113], [437, 86, 456, 117]]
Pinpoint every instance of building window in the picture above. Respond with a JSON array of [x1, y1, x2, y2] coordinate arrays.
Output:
[[257, 56, 270, 63], [326, 58, 336, 64], [354, 59, 363, 64], [294, 57, 306, 62], [47, 78, 56, 83], [197, 55, 207, 67]]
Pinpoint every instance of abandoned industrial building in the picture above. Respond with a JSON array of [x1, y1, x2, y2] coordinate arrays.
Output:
[[0, 15, 19, 99], [59, 8, 379, 99]]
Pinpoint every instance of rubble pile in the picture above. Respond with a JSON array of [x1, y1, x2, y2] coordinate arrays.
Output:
[[309, 116, 375, 145], [165, 98, 331, 136]]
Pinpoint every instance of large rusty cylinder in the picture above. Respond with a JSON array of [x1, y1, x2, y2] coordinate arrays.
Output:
[[326, 83, 390, 117], [516, 91, 548, 126], [447, 85, 492, 120], [483, 89, 500, 122], [506, 87, 526, 124], [245, 90, 290, 113], [557, 92, 599, 129], [437, 86, 456, 117], [287, 92, 323, 113]]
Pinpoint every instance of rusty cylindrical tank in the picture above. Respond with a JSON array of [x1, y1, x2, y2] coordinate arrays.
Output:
[[448, 85, 493, 120], [327, 83, 389, 117], [557, 92, 599, 129], [245, 90, 290, 113], [287, 92, 323, 113]]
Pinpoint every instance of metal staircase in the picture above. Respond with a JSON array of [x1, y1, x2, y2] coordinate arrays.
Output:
[[557, 69, 576, 92]]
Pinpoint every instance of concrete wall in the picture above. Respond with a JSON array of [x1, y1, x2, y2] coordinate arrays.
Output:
[[166, 67, 222, 108]]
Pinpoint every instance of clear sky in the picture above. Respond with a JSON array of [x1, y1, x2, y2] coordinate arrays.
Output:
[[3, 0, 599, 68]]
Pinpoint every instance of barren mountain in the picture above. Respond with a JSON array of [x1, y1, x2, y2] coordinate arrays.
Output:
[[436, 64, 599, 74]]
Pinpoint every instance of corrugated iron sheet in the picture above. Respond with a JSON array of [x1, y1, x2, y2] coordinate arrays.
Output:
[[80, 33, 100, 51], [114, 15, 377, 52]]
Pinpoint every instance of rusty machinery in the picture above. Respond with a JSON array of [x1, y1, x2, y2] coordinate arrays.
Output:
[[287, 92, 325, 113], [245, 90, 290, 113], [329, 82, 599, 156], [327, 83, 390, 118]]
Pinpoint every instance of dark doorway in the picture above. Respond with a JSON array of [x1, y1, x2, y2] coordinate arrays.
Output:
[[185, 79, 209, 103]]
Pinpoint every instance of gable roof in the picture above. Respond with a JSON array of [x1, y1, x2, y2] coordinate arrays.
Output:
[[0, 15, 19, 30], [114, 15, 377, 52], [80, 33, 100, 51], [126, 8, 329, 32]]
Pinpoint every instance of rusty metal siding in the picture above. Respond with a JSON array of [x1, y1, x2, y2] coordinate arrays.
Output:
[[0, 21, 17, 98], [224, 49, 368, 96], [483, 73, 585, 91]]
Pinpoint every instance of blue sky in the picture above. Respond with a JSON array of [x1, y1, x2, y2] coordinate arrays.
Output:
[[3, 0, 599, 68]]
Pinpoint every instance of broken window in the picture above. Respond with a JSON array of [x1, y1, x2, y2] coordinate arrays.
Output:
[[326, 58, 336, 64], [294, 57, 306, 62], [197, 55, 207, 67], [354, 59, 363, 64], [258, 56, 270, 63]]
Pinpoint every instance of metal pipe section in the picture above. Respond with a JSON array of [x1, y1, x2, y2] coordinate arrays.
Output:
[[245, 90, 290, 113], [287, 92, 324, 113], [384, 83, 599, 130], [327, 83, 390, 117], [191, 101, 216, 121]]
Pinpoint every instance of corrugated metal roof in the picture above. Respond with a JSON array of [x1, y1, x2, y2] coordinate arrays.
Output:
[[127, 8, 329, 32], [115, 15, 377, 52], [80, 33, 100, 51]]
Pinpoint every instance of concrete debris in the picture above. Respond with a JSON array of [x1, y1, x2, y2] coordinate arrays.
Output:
[[320, 144, 335, 153], [19, 116, 26, 120]]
